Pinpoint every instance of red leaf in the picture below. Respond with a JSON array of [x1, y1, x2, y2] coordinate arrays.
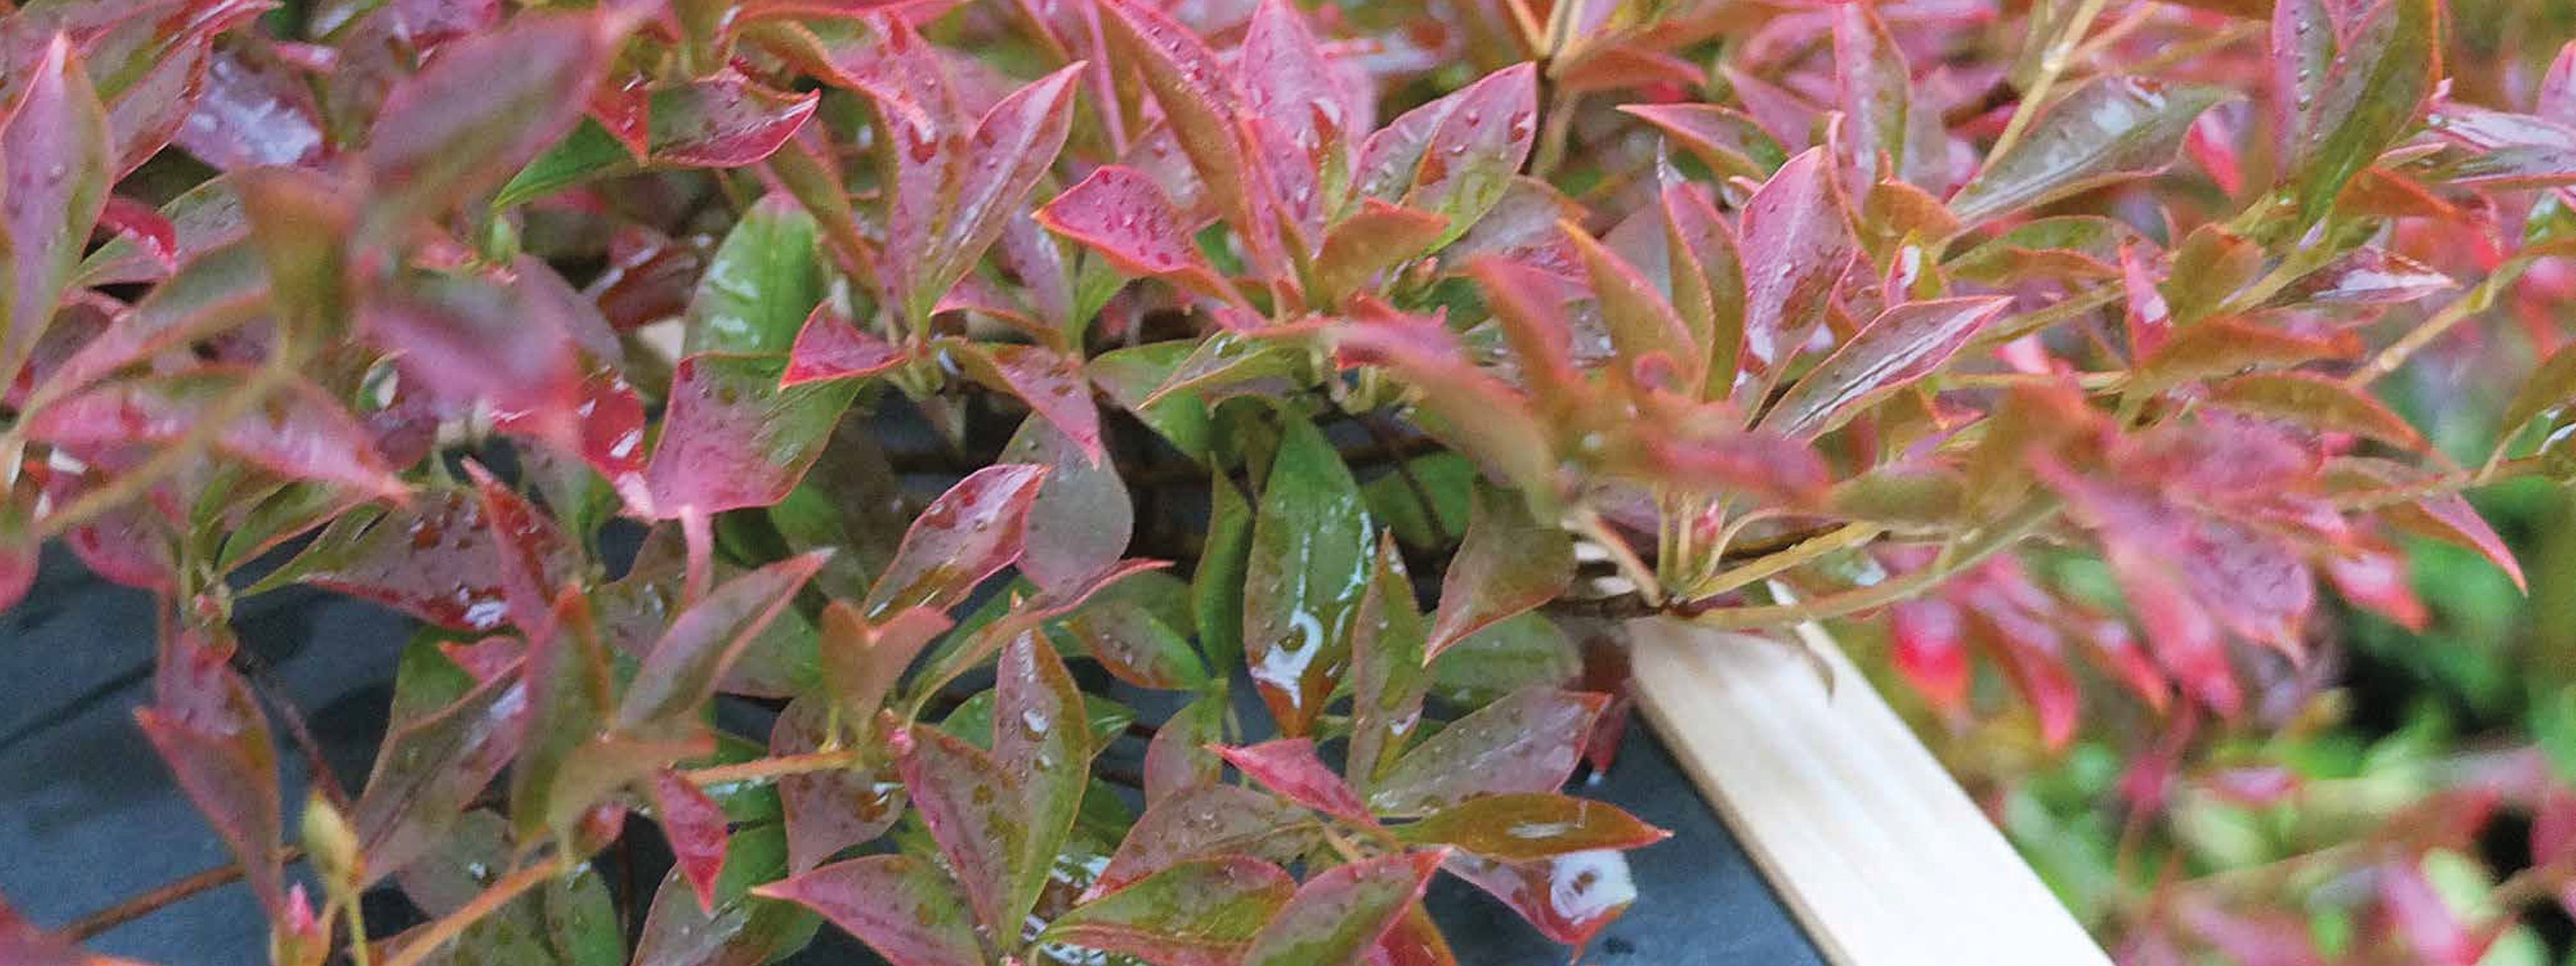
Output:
[[1004, 414, 1133, 595], [266, 489, 571, 632], [1889, 598, 1971, 715], [363, 12, 621, 225], [638, 353, 861, 518], [863, 464, 1050, 617], [363, 273, 583, 439], [1099, 0, 1257, 245], [1142, 695, 1228, 800], [174, 42, 327, 171], [1036, 164, 1235, 303], [138, 628, 285, 915], [755, 855, 984, 966], [914, 64, 1084, 322], [952, 342, 1104, 462], [649, 72, 818, 167], [649, 770, 730, 914], [0, 894, 147, 966], [782, 303, 906, 386], [2378, 860, 2483, 966], [891, 724, 1024, 933], [352, 665, 527, 881], [1241, 852, 1446, 966], [1367, 903, 1457, 966], [1239, 0, 1358, 243], [1358, 64, 1539, 246], [1443, 851, 1635, 947], [25, 368, 405, 500], [1367, 687, 1608, 816], [93, 197, 177, 273], [771, 696, 905, 873], [2110, 546, 2243, 716], [1733, 147, 1855, 400], [1216, 738, 1376, 824]]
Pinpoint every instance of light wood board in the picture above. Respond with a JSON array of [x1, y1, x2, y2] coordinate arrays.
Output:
[[1627, 617, 2111, 966]]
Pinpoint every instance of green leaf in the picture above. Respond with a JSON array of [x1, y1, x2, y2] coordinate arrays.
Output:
[[1244, 416, 1373, 737], [1427, 613, 1580, 708], [1947, 76, 2227, 225], [995, 629, 1093, 928], [1360, 453, 1478, 549], [1619, 103, 1788, 180], [1368, 687, 1607, 816], [1196, 474, 1257, 679], [1391, 794, 1669, 861], [686, 195, 826, 355], [495, 119, 634, 210], [616, 552, 829, 729], [1091, 342, 1216, 458], [633, 824, 823, 966], [2209, 371, 2422, 449], [1349, 535, 1429, 789], [2284, 0, 2436, 221], [1042, 857, 1296, 964], [892, 724, 1026, 933]]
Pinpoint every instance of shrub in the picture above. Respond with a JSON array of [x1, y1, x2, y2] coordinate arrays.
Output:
[[4, 0, 2576, 962]]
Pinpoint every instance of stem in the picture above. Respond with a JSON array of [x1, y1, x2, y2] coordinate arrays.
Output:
[[64, 848, 306, 941], [683, 748, 865, 786], [2334, 456, 2545, 510], [378, 856, 565, 966], [2343, 279, 2500, 390], [1679, 501, 2056, 631], [1984, 0, 2109, 163]]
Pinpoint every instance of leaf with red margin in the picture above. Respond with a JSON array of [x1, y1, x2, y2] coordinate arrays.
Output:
[[616, 551, 829, 728], [890, 724, 1024, 933], [1216, 739, 1375, 824], [1042, 857, 1296, 966], [172, 41, 327, 172], [782, 303, 906, 386], [1368, 902, 1457, 966], [364, 272, 583, 440], [771, 696, 906, 873], [1734, 147, 1855, 400], [862, 464, 1050, 617], [1368, 687, 1607, 816], [1659, 177, 1748, 395], [1348, 535, 1428, 788], [1239, 0, 1356, 242], [2108, 543, 2242, 717], [1143, 694, 1228, 800], [1441, 850, 1635, 947], [1761, 296, 2012, 440], [910, 64, 1085, 324], [1396, 64, 1539, 249], [994, 627, 1092, 926], [25, 368, 404, 499], [2, 35, 113, 395], [1099, 0, 1256, 241], [1566, 221, 1697, 383], [649, 72, 818, 167], [1241, 852, 1446, 966], [1330, 299, 1555, 502], [1426, 483, 1572, 659], [1890, 598, 1971, 715], [951, 341, 1104, 462], [1831, 0, 1917, 187], [819, 602, 954, 723], [1618, 102, 1788, 180], [1393, 794, 1669, 861], [1096, 783, 1322, 893], [753, 855, 983, 966], [138, 627, 285, 915], [2266, 246, 2454, 307], [362, 11, 621, 229], [0, 894, 149, 966], [1947, 77, 2225, 225], [647, 770, 729, 913], [258, 489, 559, 632], [1244, 417, 1373, 738], [353, 655, 528, 882], [74, 175, 250, 290], [639, 353, 862, 518], [2129, 315, 2360, 394], [1037, 164, 1235, 303]]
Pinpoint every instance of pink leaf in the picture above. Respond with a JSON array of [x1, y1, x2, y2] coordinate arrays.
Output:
[[891, 724, 1024, 933], [616, 551, 829, 727], [1004, 415, 1133, 594], [952, 342, 1104, 462], [1760, 296, 2012, 439], [25, 368, 404, 499], [1241, 852, 1446, 966], [362, 12, 621, 225], [1734, 147, 1855, 400], [174, 42, 327, 171], [639, 353, 862, 518], [1216, 738, 1376, 824], [1096, 783, 1319, 893], [1441, 851, 1636, 947], [863, 464, 1051, 617], [648, 72, 818, 167], [1036, 164, 1235, 303], [138, 628, 285, 915], [649, 770, 731, 913], [771, 696, 906, 873], [1100, 0, 1258, 244], [2, 34, 113, 396], [782, 303, 906, 386], [1367, 688, 1607, 816], [914, 64, 1084, 323]]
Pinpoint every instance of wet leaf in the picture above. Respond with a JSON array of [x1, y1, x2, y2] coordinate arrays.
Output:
[[1391, 794, 1668, 861], [906, 64, 1084, 325], [649, 770, 731, 913], [355, 658, 528, 881], [770, 696, 906, 873], [755, 854, 981, 966], [650, 73, 818, 167], [891, 724, 1025, 933], [1144, 694, 1229, 800], [1240, 852, 1444, 966], [2284, 0, 2436, 220], [1348, 535, 1428, 787], [1217, 739, 1375, 824], [1097, 783, 1322, 892], [138, 627, 284, 915], [1, 35, 112, 394], [618, 551, 827, 727], [782, 303, 906, 386], [1244, 416, 1373, 737], [1100, 0, 1257, 238], [953, 341, 1105, 463], [26, 368, 404, 499], [1761, 296, 2012, 439], [1311, 200, 1449, 305], [1426, 482, 1572, 659], [363, 12, 619, 230], [1043, 857, 1294, 966], [1619, 103, 1788, 180], [1037, 164, 1235, 303], [638, 353, 863, 518], [995, 626, 1092, 927], [1441, 850, 1635, 947], [1736, 147, 1855, 398], [1385, 64, 1539, 249], [863, 463, 1050, 617], [633, 824, 823, 966], [1368, 687, 1607, 816], [1948, 77, 2226, 225], [686, 194, 825, 356]]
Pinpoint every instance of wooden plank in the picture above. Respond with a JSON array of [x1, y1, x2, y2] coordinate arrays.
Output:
[[1627, 617, 2110, 966]]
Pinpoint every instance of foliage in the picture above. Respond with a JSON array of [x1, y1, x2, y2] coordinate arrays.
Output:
[[6, 0, 2576, 962]]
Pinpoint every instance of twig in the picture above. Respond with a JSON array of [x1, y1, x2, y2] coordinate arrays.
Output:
[[378, 856, 565, 966], [230, 646, 353, 813], [64, 846, 307, 941]]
